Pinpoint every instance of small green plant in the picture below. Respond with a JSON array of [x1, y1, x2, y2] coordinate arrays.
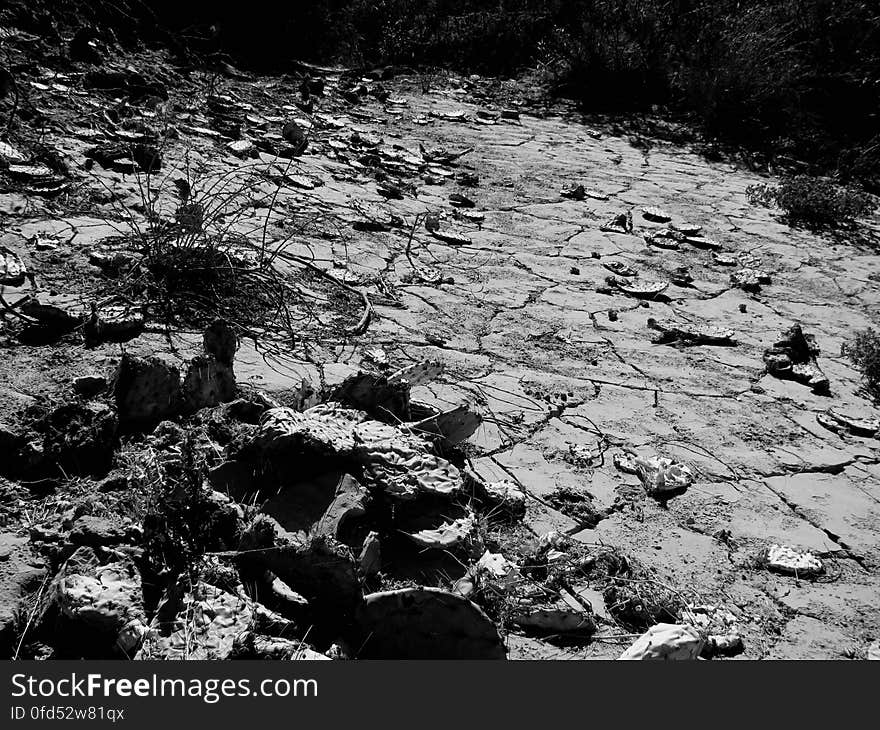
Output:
[[843, 328, 880, 402], [747, 176, 876, 228]]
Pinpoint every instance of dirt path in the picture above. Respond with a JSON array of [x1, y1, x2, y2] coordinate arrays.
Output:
[[2, 58, 879, 659]]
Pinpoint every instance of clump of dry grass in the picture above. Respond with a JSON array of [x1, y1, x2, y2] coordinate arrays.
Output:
[[91, 151, 372, 352]]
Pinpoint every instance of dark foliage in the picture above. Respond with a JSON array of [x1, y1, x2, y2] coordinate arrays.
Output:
[[143, 0, 879, 186], [3, 1, 879, 183]]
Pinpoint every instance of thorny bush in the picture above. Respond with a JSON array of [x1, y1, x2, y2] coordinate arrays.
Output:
[[747, 176, 877, 228], [843, 328, 880, 403]]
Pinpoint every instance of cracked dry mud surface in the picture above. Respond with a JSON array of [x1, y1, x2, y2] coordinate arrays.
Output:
[[2, 59, 880, 659]]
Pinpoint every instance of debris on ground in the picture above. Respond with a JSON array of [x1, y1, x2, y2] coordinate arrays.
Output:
[[634, 456, 694, 496], [642, 206, 672, 223], [604, 261, 637, 277], [644, 228, 681, 249], [647, 318, 735, 346], [764, 544, 824, 578], [601, 211, 634, 234], [816, 409, 879, 438], [1, 247, 28, 286], [618, 623, 704, 660], [730, 267, 772, 292], [609, 277, 669, 299], [561, 184, 586, 200], [763, 324, 830, 393]]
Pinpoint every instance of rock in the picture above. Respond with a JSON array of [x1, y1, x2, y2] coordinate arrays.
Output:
[[618, 623, 705, 660], [0, 533, 47, 658], [113, 354, 183, 429], [68, 516, 129, 548], [867, 640, 880, 661], [182, 355, 237, 412], [355, 587, 506, 659], [238, 515, 362, 618], [37, 547, 147, 658], [73, 374, 107, 397]]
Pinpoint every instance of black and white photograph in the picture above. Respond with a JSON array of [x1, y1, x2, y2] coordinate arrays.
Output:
[[1, 0, 879, 673]]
